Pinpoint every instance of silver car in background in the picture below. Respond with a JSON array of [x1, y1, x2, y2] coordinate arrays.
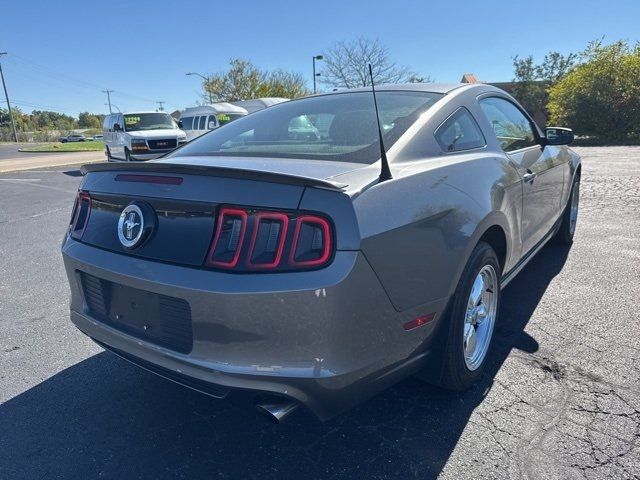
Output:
[[62, 83, 580, 421]]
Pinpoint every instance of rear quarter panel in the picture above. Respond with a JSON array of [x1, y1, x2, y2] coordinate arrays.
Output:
[[355, 152, 521, 312]]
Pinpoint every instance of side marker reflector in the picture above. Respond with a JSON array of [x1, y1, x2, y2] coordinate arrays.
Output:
[[403, 313, 436, 331]]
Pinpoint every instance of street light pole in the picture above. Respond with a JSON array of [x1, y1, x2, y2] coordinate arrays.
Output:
[[102, 89, 114, 114], [156, 100, 165, 111], [312, 55, 323, 94], [186, 72, 213, 104], [0, 52, 18, 143]]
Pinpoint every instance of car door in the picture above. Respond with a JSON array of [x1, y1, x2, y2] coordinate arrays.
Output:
[[479, 96, 565, 254]]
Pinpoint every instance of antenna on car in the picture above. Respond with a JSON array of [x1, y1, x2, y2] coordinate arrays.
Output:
[[368, 63, 392, 182]]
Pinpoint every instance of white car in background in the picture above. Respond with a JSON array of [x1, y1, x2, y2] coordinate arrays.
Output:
[[59, 133, 86, 143], [179, 103, 248, 141], [103, 112, 187, 161]]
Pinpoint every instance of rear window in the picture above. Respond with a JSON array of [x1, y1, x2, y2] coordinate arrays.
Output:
[[435, 107, 486, 152], [169, 91, 443, 164]]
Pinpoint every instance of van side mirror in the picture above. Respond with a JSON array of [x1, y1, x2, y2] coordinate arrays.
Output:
[[178, 120, 183, 129], [208, 121, 217, 130], [544, 127, 574, 146], [113, 123, 121, 132]]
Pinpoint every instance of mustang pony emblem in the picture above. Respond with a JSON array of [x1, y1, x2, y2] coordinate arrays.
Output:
[[117, 203, 147, 248], [123, 212, 140, 240]]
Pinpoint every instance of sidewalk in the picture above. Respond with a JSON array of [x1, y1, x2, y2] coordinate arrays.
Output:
[[0, 151, 105, 173]]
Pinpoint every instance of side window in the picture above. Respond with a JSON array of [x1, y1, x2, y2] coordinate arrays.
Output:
[[479, 97, 536, 152], [435, 107, 485, 152], [199, 116, 206, 130], [181, 117, 193, 130]]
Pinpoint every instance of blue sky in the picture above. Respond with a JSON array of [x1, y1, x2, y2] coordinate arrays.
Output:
[[1, 0, 638, 116]]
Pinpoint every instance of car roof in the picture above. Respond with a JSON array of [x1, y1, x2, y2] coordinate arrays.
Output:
[[181, 103, 248, 116], [112, 111, 172, 116], [317, 82, 504, 97], [328, 82, 465, 95]]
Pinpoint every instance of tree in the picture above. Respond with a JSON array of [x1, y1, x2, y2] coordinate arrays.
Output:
[[257, 70, 309, 99], [320, 37, 422, 89], [78, 112, 105, 129], [203, 59, 309, 102], [510, 51, 577, 117], [548, 40, 640, 141]]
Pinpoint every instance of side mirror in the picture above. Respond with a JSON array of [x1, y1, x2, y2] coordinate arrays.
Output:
[[544, 127, 574, 146], [113, 123, 121, 132], [178, 120, 183, 129], [208, 121, 217, 130]]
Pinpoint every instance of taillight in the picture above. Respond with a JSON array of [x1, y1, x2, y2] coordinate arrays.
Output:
[[69, 191, 91, 239], [205, 206, 334, 272], [289, 216, 331, 267], [206, 208, 248, 268]]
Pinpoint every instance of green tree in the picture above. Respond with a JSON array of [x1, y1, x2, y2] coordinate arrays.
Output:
[[548, 40, 640, 141], [78, 112, 105, 129], [203, 59, 309, 102], [511, 51, 577, 118]]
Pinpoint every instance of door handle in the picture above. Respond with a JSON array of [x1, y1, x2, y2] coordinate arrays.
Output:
[[522, 169, 536, 183]]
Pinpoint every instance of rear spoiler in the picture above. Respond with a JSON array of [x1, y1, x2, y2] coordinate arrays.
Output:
[[81, 162, 346, 191]]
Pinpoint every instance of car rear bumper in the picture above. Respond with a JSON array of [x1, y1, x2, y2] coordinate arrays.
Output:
[[62, 237, 448, 420]]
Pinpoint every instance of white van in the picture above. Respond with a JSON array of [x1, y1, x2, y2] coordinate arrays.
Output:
[[179, 103, 248, 141], [231, 97, 289, 114], [103, 111, 187, 161]]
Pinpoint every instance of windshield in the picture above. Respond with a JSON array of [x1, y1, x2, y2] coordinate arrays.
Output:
[[124, 113, 176, 132], [216, 113, 245, 126], [169, 91, 443, 164]]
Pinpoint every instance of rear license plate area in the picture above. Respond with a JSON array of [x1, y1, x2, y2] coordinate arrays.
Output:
[[79, 272, 193, 353]]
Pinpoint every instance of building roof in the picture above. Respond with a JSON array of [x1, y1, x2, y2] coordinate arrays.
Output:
[[460, 73, 479, 84]]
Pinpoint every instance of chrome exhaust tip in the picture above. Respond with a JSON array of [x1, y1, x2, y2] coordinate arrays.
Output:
[[254, 398, 299, 423]]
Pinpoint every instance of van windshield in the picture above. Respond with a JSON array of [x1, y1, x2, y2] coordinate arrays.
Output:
[[169, 91, 443, 164], [124, 113, 176, 132]]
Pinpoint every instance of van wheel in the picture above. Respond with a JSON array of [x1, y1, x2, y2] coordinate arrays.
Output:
[[433, 242, 501, 390], [125, 149, 132, 162]]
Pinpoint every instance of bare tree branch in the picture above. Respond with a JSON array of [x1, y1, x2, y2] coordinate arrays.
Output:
[[320, 37, 427, 89]]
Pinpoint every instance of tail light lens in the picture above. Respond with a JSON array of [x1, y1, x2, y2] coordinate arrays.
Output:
[[205, 206, 334, 272], [206, 208, 248, 268], [69, 191, 91, 239]]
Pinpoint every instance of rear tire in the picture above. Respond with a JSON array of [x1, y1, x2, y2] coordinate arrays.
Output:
[[555, 172, 580, 244], [436, 242, 501, 391]]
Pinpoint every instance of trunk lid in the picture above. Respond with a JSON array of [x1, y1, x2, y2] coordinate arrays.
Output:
[[76, 157, 364, 266]]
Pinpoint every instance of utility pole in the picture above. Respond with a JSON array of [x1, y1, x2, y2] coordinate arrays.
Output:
[[102, 89, 114, 113], [156, 101, 165, 111], [312, 55, 323, 94], [0, 52, 18, 143]]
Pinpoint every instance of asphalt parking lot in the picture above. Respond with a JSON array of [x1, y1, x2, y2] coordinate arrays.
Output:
[[1, 147, 639, 479]]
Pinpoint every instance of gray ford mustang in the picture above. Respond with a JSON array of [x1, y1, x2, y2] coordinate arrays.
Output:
[[62, 83, 580, 422]]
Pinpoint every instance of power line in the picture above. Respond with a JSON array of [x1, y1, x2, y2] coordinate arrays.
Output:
[[5, 53, 180, 112]]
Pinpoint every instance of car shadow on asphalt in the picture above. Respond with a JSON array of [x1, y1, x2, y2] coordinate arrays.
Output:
[[0, 244, 571, 480]]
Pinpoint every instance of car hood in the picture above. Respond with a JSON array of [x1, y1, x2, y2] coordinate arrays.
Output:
[[126, 129, 185, 139], [156, 155, 379, 190]]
